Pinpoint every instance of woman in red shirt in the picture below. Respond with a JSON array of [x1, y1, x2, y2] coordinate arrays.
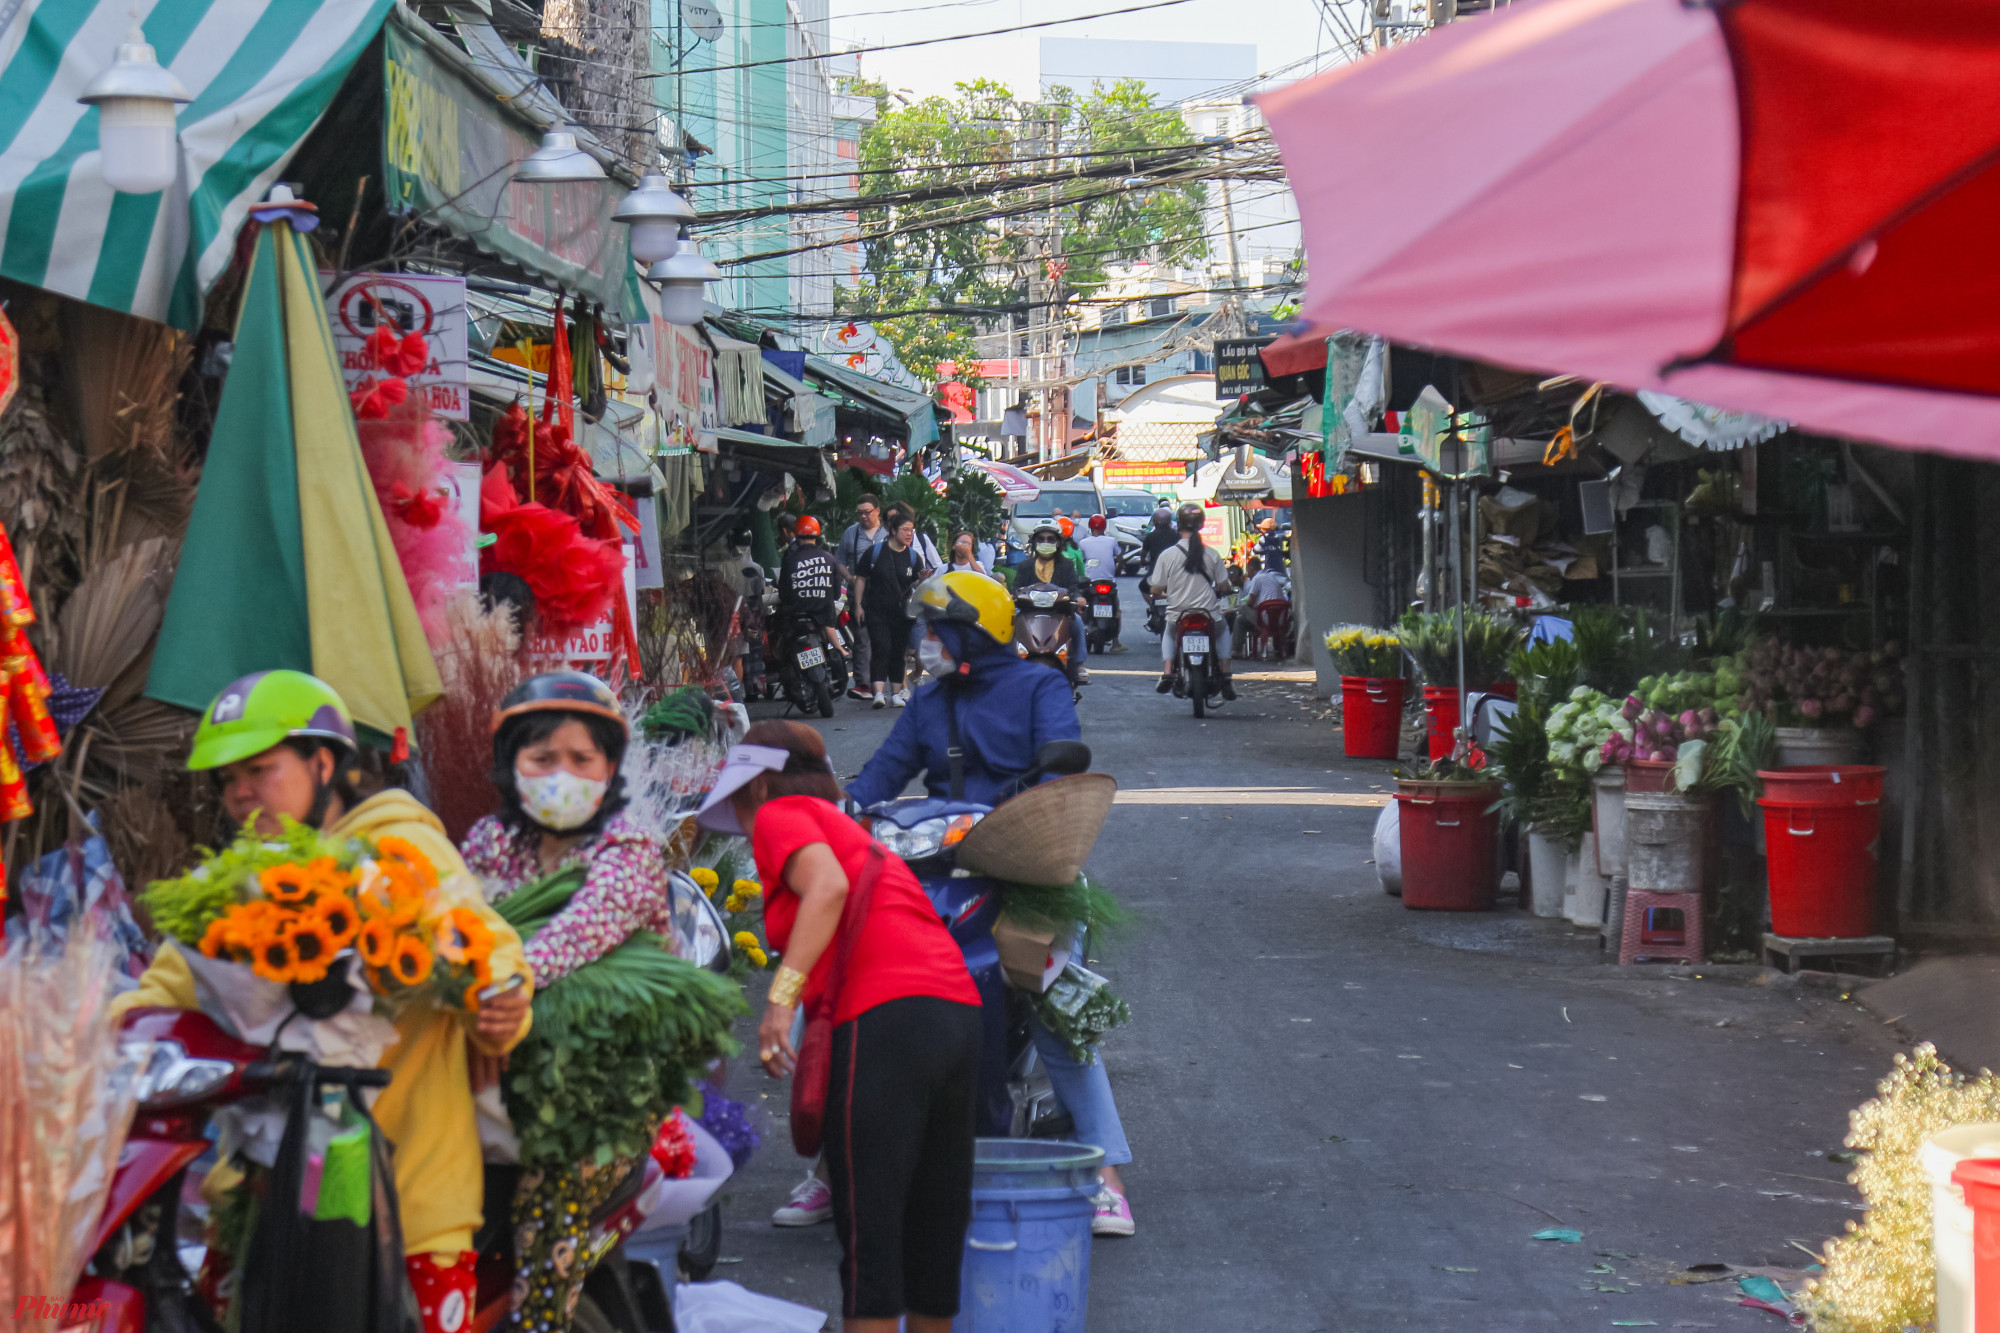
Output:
[[696, 721, 980, 1333]]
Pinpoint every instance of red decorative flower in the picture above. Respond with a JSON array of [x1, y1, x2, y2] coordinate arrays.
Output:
[[365, 324, 430, 377], [390, 482, 446, 530], [651, 1111, 698, 1179], [350, 376, 409, 420]]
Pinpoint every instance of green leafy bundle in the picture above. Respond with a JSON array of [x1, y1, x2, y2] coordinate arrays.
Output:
[[1029, 963, 1131, 1065], [1397, 610, 1524, 689], [1508, 638, 1581, 719], [1702, 709, 1779, 818], [496, 870, 746, 1168], [140, 818, 351, 946], [997, 873, 1126, 941]]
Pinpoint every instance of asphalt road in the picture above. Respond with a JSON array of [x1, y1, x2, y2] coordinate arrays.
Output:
[[713, 578, 1904, 1331]]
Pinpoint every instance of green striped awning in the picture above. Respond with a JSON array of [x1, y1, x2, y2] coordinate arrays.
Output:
[[0, 0, 392, 329]]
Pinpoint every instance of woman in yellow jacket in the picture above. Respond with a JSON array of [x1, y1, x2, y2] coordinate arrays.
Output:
[[113, 671, 532, 1333]]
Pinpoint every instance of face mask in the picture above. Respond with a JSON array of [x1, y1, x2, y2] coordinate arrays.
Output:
[[918, 634, 954, 677], [516, 767, 609, 831], [1036, 541, 1058, 557]]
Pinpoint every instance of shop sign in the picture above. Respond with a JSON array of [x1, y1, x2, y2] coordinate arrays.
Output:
[[531, 622, 615, 664], [1103, 460, 1188, 485], [1406, 385, 1489, 478], [654, 318, 718, 455], [1213, 337, 1275, 400], [382, 26, 634, 315], [321, 272, 470, 420]]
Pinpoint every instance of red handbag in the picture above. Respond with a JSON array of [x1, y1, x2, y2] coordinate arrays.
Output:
[[790, 844, 886, 1156]]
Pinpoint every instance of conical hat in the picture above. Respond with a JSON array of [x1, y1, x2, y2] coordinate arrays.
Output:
[[954, 772, 1118, 886]]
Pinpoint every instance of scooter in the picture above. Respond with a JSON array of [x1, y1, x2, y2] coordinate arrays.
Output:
[[859, 741, 1098, 1140], [1011, 582, 1085, 698], [768, 607, 839, 718], [1082, 578, 1121, 654], [79, 879, 737, 1333], [1167, 607, 1227, 718]]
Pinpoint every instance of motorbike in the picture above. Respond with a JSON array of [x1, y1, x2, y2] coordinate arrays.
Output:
[[1011, 582, 1085, 698], [1167, 607, 1227, 717], [768, 606, 840, 718], [860, 741, 1099, 1140], [76, 878, 737, 1333], [1143, 586, 1166, 639], [1081, 577, 1121, 654]]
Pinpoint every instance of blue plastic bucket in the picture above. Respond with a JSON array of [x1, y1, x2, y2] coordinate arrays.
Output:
[[955, 1138, 1105, 1333]]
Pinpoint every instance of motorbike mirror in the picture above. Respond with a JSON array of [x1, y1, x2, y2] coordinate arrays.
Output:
[[1034, 740, 1091, 776]]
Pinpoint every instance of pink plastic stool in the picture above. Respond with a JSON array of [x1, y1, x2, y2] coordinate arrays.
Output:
[[1618, 888, 1704, 965]]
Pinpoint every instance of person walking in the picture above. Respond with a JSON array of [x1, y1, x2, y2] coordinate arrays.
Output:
[[836, 494, 889, 700], [853, 512, 929, 708], [947, 529, 988, 576], [697, 722, 981, 1333]]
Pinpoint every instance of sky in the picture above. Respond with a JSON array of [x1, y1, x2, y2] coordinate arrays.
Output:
[[828, 0, 1351, 103]]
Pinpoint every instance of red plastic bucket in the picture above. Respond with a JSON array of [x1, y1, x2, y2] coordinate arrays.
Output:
[[1340, 676, 1406, 759], [1421, 686, 1460, 762], [1760, 790, 1883, 938], [1954, 1158, 2000, 1333], [1758, 764, 1885, 806], [1624, 758, 1675, 794], [1396, 782, 1500, 911]]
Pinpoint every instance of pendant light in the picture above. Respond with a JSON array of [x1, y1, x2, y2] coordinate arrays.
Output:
[[79, 25, 191, 194], [613, 173, 696, 266], [514, 124, 606, 184], [649, 228, 720, 326]]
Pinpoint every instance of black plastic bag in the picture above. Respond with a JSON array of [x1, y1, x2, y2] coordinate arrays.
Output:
[[236, 1066, 421, 1333]]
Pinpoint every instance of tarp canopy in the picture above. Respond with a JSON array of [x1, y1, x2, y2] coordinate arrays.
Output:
[[806, 356, 940, 449], [0, 0, 393, 329]]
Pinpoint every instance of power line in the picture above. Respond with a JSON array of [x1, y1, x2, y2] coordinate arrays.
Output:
[[637, 0, 1199, 79]]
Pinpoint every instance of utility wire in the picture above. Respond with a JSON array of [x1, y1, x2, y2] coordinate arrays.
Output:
[[636, 0, 1199, 78]]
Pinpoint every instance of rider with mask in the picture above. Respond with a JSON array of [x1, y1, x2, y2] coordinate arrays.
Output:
[[1011, 521, 1089, 682], [113, 671, 533, 1333], [460, 671, 682, 1332], [845, 574, 1140, 1236]]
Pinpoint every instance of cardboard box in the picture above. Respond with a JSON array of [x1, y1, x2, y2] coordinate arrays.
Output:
[[992, 913, 1073, 993]]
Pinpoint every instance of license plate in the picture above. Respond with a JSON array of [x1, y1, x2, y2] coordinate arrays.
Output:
[[1092, 604, 1116, 619], [797, 647, 825, 668], [1182, 634, 1211, 654]]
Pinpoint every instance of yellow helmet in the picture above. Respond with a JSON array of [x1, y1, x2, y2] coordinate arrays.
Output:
[[907, 570, 1014, 646]]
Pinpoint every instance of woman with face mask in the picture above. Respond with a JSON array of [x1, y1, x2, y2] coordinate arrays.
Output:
[[460, 671, 678, 1332]]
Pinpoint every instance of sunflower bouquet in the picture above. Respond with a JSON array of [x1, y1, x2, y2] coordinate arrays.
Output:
[[142, 822, 497, 1010]]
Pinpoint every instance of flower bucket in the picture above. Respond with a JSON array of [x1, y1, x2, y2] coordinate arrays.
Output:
[[1622, 758, 1676, 795], [1759, 767, 1884, 938], [1421, 686, 1460, 762], [1774, 726, 1868, 770], [1569, 831, 1609, 927], [1526, 826, 1567, 918], [1591, 767, 1628, 877], [1395, 780, 1500, 911], [1340, 676, 1407, 759], [1624, 790, 1711, 894]]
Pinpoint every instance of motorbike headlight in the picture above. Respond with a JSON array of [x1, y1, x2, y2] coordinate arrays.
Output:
[[134, 1039, 236, 1106], [874, 817, 954, 861], [1028, 590, 1057, 608]]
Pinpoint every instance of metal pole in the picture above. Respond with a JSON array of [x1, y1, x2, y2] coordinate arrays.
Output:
[[1450, 480, 1466, 760]]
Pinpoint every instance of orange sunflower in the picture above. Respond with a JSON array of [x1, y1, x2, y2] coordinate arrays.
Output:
[[198, 916, 239, 961], [375, 835, 437, 886], [356, 868, 421, 928], [288, 916, 337, 984], [435, 908, 496, 967], [358, 918, 398, 968], [389, 935, 434, 987], [305, 856, 355, 897], [310, 893, 362, 950], [260, 863, 316, 906], [250, 929, 300, 984]]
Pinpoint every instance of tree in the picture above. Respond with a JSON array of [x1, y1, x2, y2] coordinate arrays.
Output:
[[838, 78, 1210, 386]]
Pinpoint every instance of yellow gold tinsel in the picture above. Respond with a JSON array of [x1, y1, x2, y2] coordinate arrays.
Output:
[[1796, 1043, 2000, 1332]]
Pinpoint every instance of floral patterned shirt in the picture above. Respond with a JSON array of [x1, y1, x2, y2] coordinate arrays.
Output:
[[461, 810, 677, 984]]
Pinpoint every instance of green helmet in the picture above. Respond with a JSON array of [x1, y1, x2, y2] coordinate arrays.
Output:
[[187, 670, 358, 772]]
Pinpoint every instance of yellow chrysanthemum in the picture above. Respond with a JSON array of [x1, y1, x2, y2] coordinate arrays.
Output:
[[733, 930, 760, 951], [723, 896, 745, 913], [690, 868, 719, 893], [732, 878, 762, 899], [747, 947, 769, 968]]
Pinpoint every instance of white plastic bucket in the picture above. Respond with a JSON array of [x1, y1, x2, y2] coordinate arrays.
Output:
[[1527, 827, 1567, 918], [1592, 766, 1628, 877], [1921, 1123, 2000, 1333], [1624, 790, 1711, 893], [1569, 832, 1609, 928]]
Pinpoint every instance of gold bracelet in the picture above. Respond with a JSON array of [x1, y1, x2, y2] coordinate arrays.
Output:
[[768, 966, 807, 1008]]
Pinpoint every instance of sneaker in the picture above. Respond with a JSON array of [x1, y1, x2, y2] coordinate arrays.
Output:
[[872, 691, 888, 710], [1091, 1187, 1135, 1238], [892, 691, 909, 707], [1155, 673, 1174, 694], [1075, 667, 1090, 685], [1220, 676, 1237, 701], [773, 1174, 833, 1228], [848, 686, 873, 701]]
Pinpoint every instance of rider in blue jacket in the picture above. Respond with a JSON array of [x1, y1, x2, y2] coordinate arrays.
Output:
[[845, 571, 1139, 1237], [846, 571, 1081, 808]]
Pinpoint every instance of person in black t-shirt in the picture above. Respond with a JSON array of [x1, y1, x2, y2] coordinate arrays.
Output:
[[853, 513, 932, 708], [778, 516, 847, 658]]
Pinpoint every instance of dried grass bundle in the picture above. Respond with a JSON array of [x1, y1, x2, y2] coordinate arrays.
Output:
[[418, 591, 529, 843], [45, 535, 175, 712], [0, 382, 83, 600], [61, 300, 188, 461], [0, 923, 151, 1330], [101, 785, 193, 906]]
